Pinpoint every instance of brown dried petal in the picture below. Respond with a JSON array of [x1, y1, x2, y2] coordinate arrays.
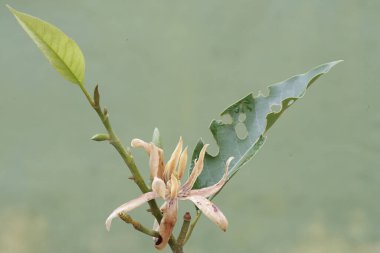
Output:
[[164, 137, 183, 179], [157, 148, 165, 179], [155, 199, 178, 250], [170, 176, 180, 199], [177, 147, 188, 180], [181, 144, 209, 191]]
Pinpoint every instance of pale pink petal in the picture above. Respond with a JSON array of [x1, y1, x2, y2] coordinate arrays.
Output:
[[152, 218, 160, 242], [181, 144, 209, 191], [186, 195, 228, 232], [105, 191, 158, 231], [184, 157, 234, 198], [152, 218, 159, 232], [152, 177, 167, 199], [155, 199, 178, 250], [152, 202, 166, 242], [150, 144, 159, 178], [153, 201, 167, 232], [131, 138, 151, 153]]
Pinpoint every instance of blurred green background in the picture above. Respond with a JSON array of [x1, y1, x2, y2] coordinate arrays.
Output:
[[1, 1, 379, 252]]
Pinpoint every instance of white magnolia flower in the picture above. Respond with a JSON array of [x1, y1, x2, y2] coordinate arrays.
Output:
[[106, 137, 233, 250]]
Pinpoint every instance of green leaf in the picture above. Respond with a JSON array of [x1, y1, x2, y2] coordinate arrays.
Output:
[[191, 60, 342, 190], [7, 5, 85, 86]]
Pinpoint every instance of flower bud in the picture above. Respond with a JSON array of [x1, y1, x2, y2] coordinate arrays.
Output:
[[152, 128, 162, 148], [93, 84, 100, 107], [91, 133, 110, 141]]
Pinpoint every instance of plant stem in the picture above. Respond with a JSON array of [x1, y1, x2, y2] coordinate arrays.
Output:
[[183, 211, 202, 245], [79, 84, 178, 248], [177, 212, 191, 247], [173, 246, 184, 253], [119, 212, 160, 238], [81, 84, 162, 219]]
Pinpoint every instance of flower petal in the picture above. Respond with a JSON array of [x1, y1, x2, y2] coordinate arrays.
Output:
[[152, 202, 165, 242], [152, 219, 160, 244], [164, 137, 183, 179], [152, 177, 167, 199], [186, 195, 228, 232], [181, 144, 209, 191], [155, 199, 178, 250], [105, 191, 158, 231], [150, 144, 159, 179], [157, 148, 165, 179], [177, 147, 188, 180], [185, 157, 233, 198], [131, 138, 151, 153], [170, 176, 180, 199]]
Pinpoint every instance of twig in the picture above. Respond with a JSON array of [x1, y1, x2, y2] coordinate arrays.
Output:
[[78, 84, 179, 248], [183, 211, 201, 245], [80, 84, 163, 222], [177, 212, 191, 246], [119, 212, 160, 238]]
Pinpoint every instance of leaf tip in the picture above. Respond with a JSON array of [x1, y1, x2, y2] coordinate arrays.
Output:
[[331, 59, 344, 66], [6, 4, 14, 12], [6, 5, 22, 18]]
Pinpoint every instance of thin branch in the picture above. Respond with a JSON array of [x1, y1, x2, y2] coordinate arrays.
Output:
[[177, 212, 191, 246], [119, 212, 160, 238], [184, 211, 202, 245], [80, 84, 163, 222], [78, 84, 180, 249]]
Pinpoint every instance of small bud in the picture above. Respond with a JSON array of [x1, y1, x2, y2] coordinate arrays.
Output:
[[91, 133, 110, 141], [183, 212, 191, 221], [103, 107, 108, 118], [94, 84, 100, 107], [152, 128, 162, 148]]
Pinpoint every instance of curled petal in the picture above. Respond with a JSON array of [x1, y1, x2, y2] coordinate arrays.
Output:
[[131, 138, 151, 153], [157, 149, 165, 179], [182, 144, 209, 191], [152, 218, 160, 242], [155, 199, 178, 250], [164, 137, 183, 179], [105, 191, 158, 231], [186, 195, 228, 232], [170, 176, 180, 199], [152, 177, 167, 199], [177, 147, 188, 180], [152, 202, 165, 242], [150, 144, 159, 179], [184, 157, 234, 198]]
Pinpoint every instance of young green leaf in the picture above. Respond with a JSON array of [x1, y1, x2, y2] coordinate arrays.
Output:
[[191, 60, 342, 191], [7, 5, 85, 86]]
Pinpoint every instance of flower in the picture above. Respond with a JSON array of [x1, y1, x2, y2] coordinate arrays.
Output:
[[105, 137, 233, 250]]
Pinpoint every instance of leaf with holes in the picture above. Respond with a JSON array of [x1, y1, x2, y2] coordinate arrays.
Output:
[[8, 5, 85, 86], [191, 60, 342, 191]]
